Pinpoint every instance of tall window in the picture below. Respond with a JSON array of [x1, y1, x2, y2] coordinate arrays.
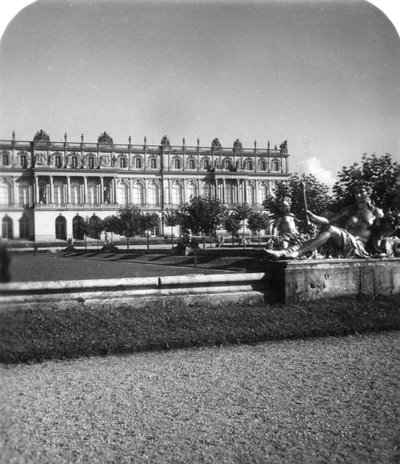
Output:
[[259, 183, 269, 202], [187, 182, 197, 200], [202, 182, 212, 198], [2, 153, 9, 165], [132, 181, 144, 205], [203, 158, 210, 170], [188, 158, 195, 170], [21, 154, 27, 168], [246, 160, 253, 170], [70, 181, 81, 205], [87, 180, 98, 205], [246, 184, 255, 205], [147, 182, 159, 206], [53, 181, 64, 205], [19, 214, 30, 239], [88, 157, 94, 169], [55, 216, 67, 240], [225, 182, 233, 204], [71, 156, 78, 168], [260, 160, 267, 171], [272, 159, 280, 171], [135, 157, 142, 169], [73, 215, 85, 240], [0, 180, 12, 205], [55, 156, 62, 168], [150, 158, 157, 169], [2, 216, 13, 239], [19, 182, 30, 205], [223, 159, 232, 170], [171, 182, 182, 205], [174, 158, 181, 169], [117, 181, 129, 205], [120, 158, 127, 168]]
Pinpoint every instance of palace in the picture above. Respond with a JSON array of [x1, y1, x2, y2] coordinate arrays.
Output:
[[0, 130, 291, 241]]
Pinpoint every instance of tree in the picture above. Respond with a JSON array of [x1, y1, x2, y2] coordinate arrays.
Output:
[[140, 212, 160, 250], [164, 209, 181, 248], [85, 215, 104, 249], [178, 196, 226, 249], [231, 203, 253, 248], [247, 211, 270, 246], [223, 213, 242, 247], [264, 173, 331, 233], [116, 205, 142, 250], [332, 153, 400, 214]]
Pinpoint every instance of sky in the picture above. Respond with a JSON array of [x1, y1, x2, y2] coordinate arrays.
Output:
[[0, 0, 399, 187]]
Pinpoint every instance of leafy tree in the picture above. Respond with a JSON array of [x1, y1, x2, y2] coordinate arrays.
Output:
[[332, 153, 400, 214], [85, 214, 104, 249], [223, 213, 242, 247], [140, 212, 160, 250], [178, 196, 226, 248], [231, 203, 253, 248], [247, 211, 270, 246], [164, 209, 182, 248], [264, 173, 331, 233], [116, 205, 142, 250], [102, 215, 121, 242]]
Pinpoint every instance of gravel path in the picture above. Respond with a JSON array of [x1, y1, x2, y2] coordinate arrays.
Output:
[[1, 332, 399, 464]]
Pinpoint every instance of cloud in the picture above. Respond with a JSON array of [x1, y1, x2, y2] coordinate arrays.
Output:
[[295, 157, 337, 188]]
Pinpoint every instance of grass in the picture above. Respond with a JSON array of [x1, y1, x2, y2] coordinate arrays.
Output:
[[1, 294, 400, 364]]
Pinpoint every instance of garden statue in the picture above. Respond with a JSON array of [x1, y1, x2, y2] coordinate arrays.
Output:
[[271, 196, 299, 236], [264, 184, 385, 260]]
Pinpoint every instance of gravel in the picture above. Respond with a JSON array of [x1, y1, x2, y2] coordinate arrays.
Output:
[[1, 331, 399, 464]]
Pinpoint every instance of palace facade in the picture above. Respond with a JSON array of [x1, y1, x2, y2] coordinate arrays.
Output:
[[0, 130, 291, 241]]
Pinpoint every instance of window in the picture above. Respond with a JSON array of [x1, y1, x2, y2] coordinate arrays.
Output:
[[150, 158, 157, 169], [203, 158, 210, 170], [225, 182, 233, 204], [53, 182, 64, 205], [187, 182, 197, 199], [21, 154, 27, 168], [246, 160, 253, 171], [147, 182, 159, 206], [246, 184, 255, 205], [2, 153, 9, 165], [117, 182, 129, 205], [19, 214, 30, 239], [135, 157, 142, 169], [71, 156, 78, 168], [120, 157, 127, 168], [55, 216, 67, 240], [171, 182, 182, 205], [224, 159, 232, 170], [188, 159, 195, 170], [70, 181, 81, 205], [88, 157, 94, 169], [2, 216, 13, 239], [0, 181, 12, 205], [19, 182, 30, 205], [55, 156, 62, 168], [260, 160, 267, 171], [73, 215, 85, 240], [174, 158, 181, 169], [87, 181, 98, 205], [272, 159, 280, 171], [132, 181, 144, 205], [202, 183, 212, 198]]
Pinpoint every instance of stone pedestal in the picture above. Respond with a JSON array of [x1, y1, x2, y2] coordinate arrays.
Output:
[[265, 258, 400, 302]]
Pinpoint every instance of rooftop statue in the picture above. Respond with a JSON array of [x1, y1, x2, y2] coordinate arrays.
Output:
[[264, 184, 385, 260], [212, 138, 222, 149], [33, 129, 50, 142], [97, 131, 114, 145], [160, 135, 171, 148], [233, 138, 242, 149]]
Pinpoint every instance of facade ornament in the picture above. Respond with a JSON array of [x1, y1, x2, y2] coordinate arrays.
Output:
[[211, 138, 222, 149], [97, 131, 114, 146], [160, 135, 171, 148], [33, 129, 50, 142], [280, 140, 288, 154], [233, 138, 242, 150]]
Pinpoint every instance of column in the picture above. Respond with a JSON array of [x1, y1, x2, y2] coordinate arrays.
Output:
[[100, 177, 104, 203], [67, 176, 71, 204], [84, 177, 88, 204], [223, 179, 226, 204], [35, 177, 39, 204], [50, 177, 54, 203]]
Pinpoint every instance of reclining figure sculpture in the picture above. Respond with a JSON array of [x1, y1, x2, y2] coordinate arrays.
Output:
[[263, 184, 392, 260]]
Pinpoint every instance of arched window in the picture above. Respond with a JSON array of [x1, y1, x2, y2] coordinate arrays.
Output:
[[117, 181, 129, 205], [259, 183, 269, 202], [70, 180, 81, 205], [0, 180, 12, 205], [272, 159, 280, 172], [71, 156, 78, 168], [53, 180, 65, 205], [202, 158, 210, 170], [120, 157, 127, 168], [246, 184, 255, 205], [174, 158, 182, 169], [260, 160, 267, 171], [147, 181, 159, 206], [55, 215, 67, 240], [89, 215, 101, 239], [202, 182, 212, 198], [246, 160, 253, 171], [187, 182, 197, 200], [21, 153, 28, 168], [188, 158, 196, 170], [135, 157, 142, 169], [73, 215, 85, 240], [87, 180, 98, 205], [150, 158, 157, 169], [2, 152, 9, 166], [19, 214, 30, 239], [2, 216, 13, 239], [18, 181, 30, 206], [225, 182, 234, 204], [55, 155, 62, 168], [171, 182, 182, 205], [132, 181, 144, 205], [223, 159, 232, 170], [88, 157, 95, 169]]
